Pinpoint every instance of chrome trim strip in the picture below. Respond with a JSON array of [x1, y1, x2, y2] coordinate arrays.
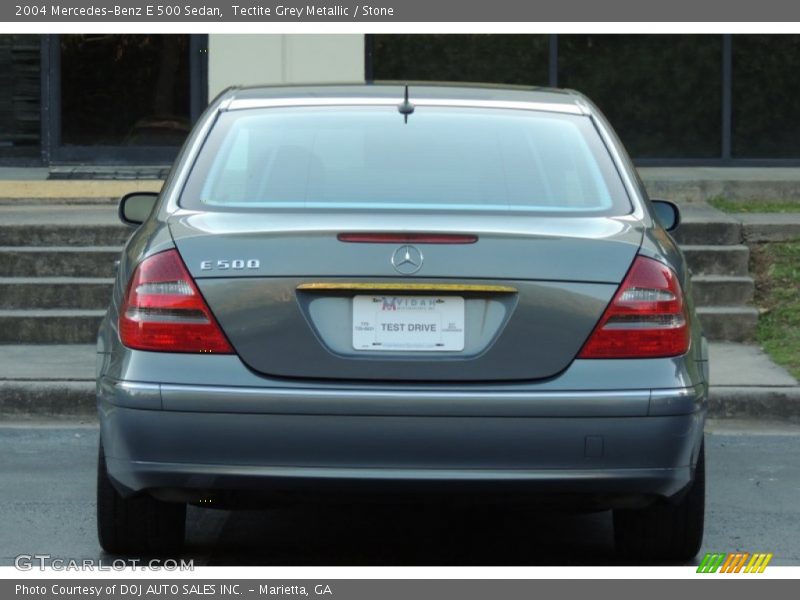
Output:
[[227, 97, 584, 115], [116, 461, 687, 484], [104, 380, 702, 418], [571, 91, 646, 223], [297, 282, 518, 293], [103, 380, 700, 417], [101, 380, 162, 410], [649, 384, 706, 416]]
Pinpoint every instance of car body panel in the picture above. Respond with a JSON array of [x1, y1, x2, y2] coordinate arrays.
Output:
[[101, 405, 703, 502], [194, 276, 616, 381], [169, 212, 642, 282]]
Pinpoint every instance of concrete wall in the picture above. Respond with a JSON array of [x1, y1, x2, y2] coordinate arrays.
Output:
[[208, 34, 365, 98]]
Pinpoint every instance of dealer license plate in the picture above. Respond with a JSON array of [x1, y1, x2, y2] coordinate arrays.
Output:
[[352, 295, 465, 352]]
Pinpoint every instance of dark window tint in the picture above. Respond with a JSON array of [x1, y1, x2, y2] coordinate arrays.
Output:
[[732, 35, 800, 158], [558, 35, 723, 159], [371, 34, 549, 86], [0, 35, 41, 160], [60, 34, 191, 147], [183, 106, 630, 215]]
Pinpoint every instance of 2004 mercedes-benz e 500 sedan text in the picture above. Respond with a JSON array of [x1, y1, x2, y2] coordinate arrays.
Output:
[[97, 84, 708, 562]]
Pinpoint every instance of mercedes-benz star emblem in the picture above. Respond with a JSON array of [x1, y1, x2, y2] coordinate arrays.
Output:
[[391, 245, 424, 275]]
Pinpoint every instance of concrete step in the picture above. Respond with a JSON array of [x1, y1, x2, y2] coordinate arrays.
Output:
[[0, 278, 114, 310], [0, 197, 117, 206], [697, 306, 759, 342], [690, 275, 755, 307], [739, 213, 800, 243], [0, 224, 129, 247], [0, 344, 96, 380], [0, 381, 96, 419], [0, 247, 121, 278], [0, 343, 98, 417], [673, 220, 742, 245], [640, 166, 800, 203], [681, 244, 750, 276], [707, 343, 800, 421], [671, 204, 743, 246], [0, 310, 104, 343], [0, 204, 127, 245]]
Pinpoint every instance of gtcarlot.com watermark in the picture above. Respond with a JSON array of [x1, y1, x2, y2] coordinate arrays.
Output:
[[14, 554, 194, 571]]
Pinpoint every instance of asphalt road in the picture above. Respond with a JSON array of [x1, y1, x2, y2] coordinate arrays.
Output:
[[0, 420, 798, 566]]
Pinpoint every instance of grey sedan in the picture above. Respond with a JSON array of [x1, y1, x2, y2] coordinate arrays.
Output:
[[96, 84, 708, 562]]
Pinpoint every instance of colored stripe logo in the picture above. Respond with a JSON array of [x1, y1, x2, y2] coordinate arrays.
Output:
[[697, 552, 773, 573]]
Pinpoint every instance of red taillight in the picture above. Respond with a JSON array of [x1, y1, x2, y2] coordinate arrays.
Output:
[[578, 256, 690, 359], [119, 249, 233, 354]]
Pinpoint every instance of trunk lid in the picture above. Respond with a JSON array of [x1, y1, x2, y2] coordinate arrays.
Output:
[[169, 210, 642, 381]]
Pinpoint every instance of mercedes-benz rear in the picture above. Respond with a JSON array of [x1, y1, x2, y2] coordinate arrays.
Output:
[[97, 86, 707, 562]]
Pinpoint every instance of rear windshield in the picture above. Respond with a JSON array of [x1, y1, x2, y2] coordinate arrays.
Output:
[[181, 106, 631, 215]]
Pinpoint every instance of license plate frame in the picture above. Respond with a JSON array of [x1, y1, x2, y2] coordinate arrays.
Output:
[[352, 295, 465, 352]]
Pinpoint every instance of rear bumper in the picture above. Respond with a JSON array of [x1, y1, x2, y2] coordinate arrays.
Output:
[[99, 380, 706, 503]]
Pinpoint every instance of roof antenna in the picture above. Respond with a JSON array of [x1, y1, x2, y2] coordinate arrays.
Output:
[[398, 84, 415, 123]]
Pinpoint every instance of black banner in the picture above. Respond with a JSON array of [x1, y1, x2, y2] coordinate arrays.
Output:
[[4, 579, 798, 600], [4, 0, 800, 22]]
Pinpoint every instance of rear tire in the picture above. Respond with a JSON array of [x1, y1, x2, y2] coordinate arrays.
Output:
[[613, 438, 705, 563], [97, 442, 186, 556]]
